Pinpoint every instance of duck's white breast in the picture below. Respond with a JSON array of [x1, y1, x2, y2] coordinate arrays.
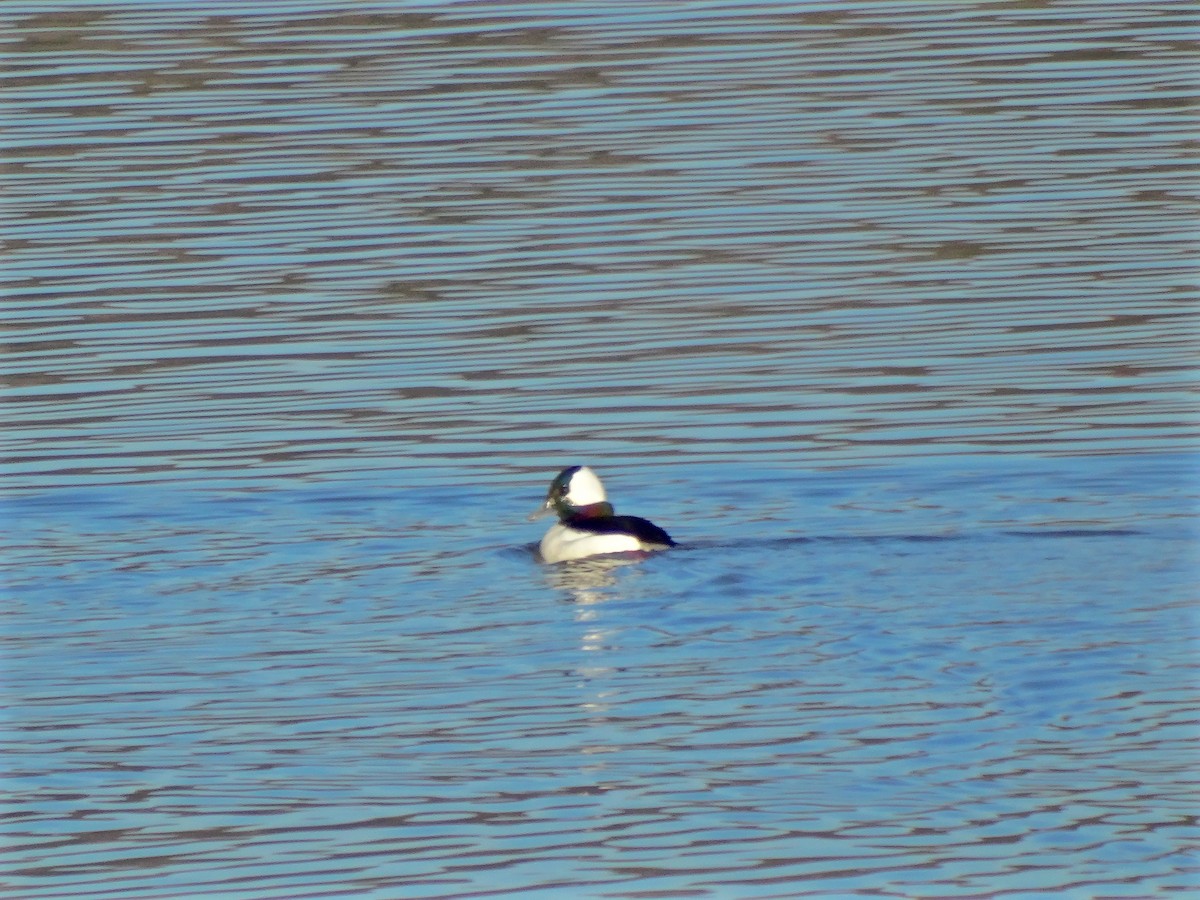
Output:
[[539, 523, 644, 563]]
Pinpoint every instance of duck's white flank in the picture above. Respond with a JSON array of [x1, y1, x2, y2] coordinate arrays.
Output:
[[539, 523, 645, 563]]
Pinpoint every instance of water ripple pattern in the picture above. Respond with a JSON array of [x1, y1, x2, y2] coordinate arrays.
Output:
[[3, 1, 1197, 488], [2, 2, 1198, 899]]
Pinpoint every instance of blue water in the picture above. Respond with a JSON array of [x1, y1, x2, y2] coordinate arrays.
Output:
[[3, 456, 1196, 897], [3, 0, 1199, 897]]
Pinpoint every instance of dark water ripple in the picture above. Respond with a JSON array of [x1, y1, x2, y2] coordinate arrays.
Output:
[[4, 1, 1197, 489], [3, 1, 1199, 898]]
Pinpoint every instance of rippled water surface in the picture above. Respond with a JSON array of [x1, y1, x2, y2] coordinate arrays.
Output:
[[2, 1, 1198, 897]]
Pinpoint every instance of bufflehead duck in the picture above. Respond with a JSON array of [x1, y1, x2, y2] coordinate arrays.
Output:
[[529, 465, 675, 563]]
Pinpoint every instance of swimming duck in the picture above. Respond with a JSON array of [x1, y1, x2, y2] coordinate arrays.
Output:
[[530, 465, 675, 563]]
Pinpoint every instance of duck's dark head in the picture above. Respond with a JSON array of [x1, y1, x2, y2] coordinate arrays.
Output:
[[529, 465, 613, 521]]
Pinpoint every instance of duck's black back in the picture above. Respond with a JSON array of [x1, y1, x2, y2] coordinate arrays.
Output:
[[567, 512, 675, 547]]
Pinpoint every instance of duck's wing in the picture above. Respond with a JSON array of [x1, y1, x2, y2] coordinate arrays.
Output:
[[570, 513, 675, 547]]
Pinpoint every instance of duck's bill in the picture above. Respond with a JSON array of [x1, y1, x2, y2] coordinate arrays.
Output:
[[528, 500, 553, 521]]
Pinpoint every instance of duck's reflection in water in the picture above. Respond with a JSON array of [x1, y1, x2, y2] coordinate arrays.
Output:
[[541, 555, 648, 766], [541, 553, 643, 605]]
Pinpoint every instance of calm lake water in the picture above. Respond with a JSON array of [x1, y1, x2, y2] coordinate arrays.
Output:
[[2, 1, 1198, 898]]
